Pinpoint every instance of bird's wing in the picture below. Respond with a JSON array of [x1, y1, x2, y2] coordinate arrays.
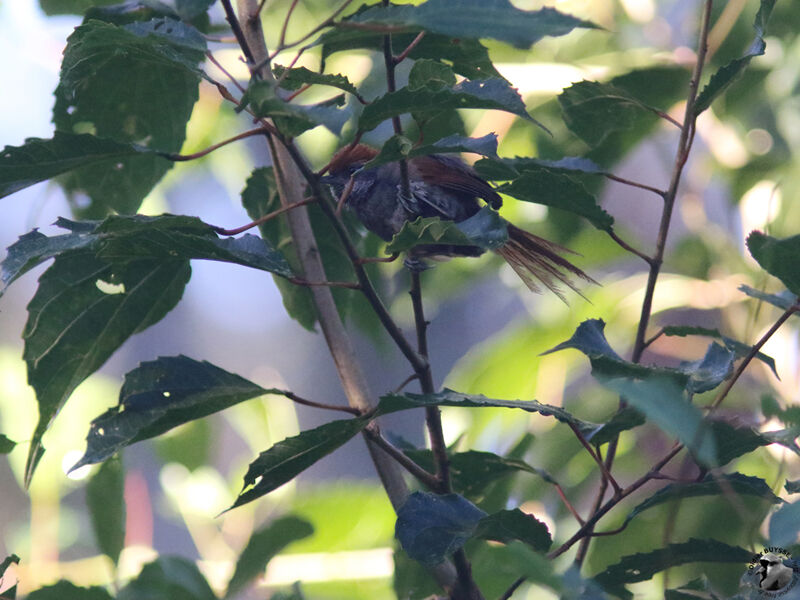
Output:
[[412, 155, 503, 209]]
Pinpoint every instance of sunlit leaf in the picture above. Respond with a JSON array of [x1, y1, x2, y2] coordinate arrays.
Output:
[[694, 0, 777, 115], [86, 456, 126, 565], [72, 356, 276, 470], [226, 516, 314, 598], [395, 491, 486, 566]]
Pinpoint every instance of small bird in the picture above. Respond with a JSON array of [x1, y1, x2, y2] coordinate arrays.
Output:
[[323, 144, 594, 299], [758, 554, 794, 591]]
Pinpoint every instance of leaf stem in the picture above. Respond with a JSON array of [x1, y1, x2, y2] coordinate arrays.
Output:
[[212, 198, 317, 236], [602, 172, 666, 198], [394, 31, 426, 64], [282, 391, 362, 415], [163, 127, 272, 162], [364, 425, 441, 489]]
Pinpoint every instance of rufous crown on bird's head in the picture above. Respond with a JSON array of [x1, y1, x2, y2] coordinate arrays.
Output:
[[327, 144, 379, 174]]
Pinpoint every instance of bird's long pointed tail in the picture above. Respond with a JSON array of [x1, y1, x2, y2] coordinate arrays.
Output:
[[494, 223, 597, 301]]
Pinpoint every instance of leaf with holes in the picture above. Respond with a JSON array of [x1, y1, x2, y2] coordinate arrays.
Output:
[[72, 356, 277, 470]]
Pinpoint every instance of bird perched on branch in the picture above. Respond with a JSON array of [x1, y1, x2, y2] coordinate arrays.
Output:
[[323, 144, 594, 299]]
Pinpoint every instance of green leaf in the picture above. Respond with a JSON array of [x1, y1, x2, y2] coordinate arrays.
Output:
[[664, 577, 722, 600], [0, 435, 16, 455], [746, 231, 800, 296], [707, 421, 784, 466], [229, 418, 369, 511], [593, 538, 752, 588], [768, 500, 800, 548], [384, 207, 508, 254], [0, 555, 19, 579], [559, 79, 669, 147], [786, 479, 800, 494], [589, 407, 646, 446], [72, 356, 275, 470], [663, 325, 778, 378], [238, 80, 348, 136], [83, 1, 181, 26], [694, 0, 777, 115], [175, 0, 215, 20], [377, 389, 601, 438], [54, 18, 205, 214], [86, 456, 126, 565], [0, 133, 154, 200], [359, 79, 540, 133], [117, 556, 216, 600], [240, 167, 360, 331], [26, 581, 113, 600], [318, 28, 501, 80], [39, 0, 118, 15], [622, 473, 781, 528], [24, 253, 191, 486], [677, 342, 734, 394], [363, 133, 498, 170], [403, 449, 556, 498], [475, 509, 551, 552], [395, 491, 487, 566], [272, 65, 361, 98], [543, 319, 717, 465], [226, 516, 314, 598], [474, 155, 603, 180], [738, 284, 797, 311], [345, 0, 598, 49], [408, 59, 457, 91], [497, 166, 613, 231]]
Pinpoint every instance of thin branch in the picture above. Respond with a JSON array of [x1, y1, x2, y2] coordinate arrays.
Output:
[[288, 277, 360, 289], [220, 0, 256, 67], [498, 576, 525, 600], [206, 51, 247, 94], [607, 229, 652, 264], [709, 301, 799, 410], [212, 198, 317, 236], [364, 425, 441, 489], [642, 327, 665, 350], [393, 373, 420, 393], [283, 391, 362, 415], [569, 423, 621, 496], [163, 127, 271, 162], [278, 0, 301, 50], [555, 483, 585, 526], [603, 172, 666, 198], [394, 31, 426, 64]]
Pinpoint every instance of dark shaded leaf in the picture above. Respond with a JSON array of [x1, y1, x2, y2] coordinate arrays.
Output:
[[593, 538, 752, 588], [664, 576, 722, 600], [226, 516, 314, 598], [84, 1, 180, 26], [0, 555, 19, 578], [363, 133, 498, 170], [786, 479, 800, 494], [623, 473, 781, 528], [738, 284, 797, 311], [588, 407, 646, 446], [272, 65, 361, 99], [72, 356, 275, 469], [403, 449, 556, 499], [769, 500, 800, 551], [384, 207, 508, 254], [318, 22, 501, 80], [229, 418, 368, 511], [344, 0, 598, 49], [359, 79, 540, 133], [27, 581, 113, 600], [663, 325, 778, 378], [0, 435, 16, 455], [395, 491, 486, 566], [86, 456, 126, 565], [408, 59, 457, 91], [24, 253, 191, 485], [708, 421, 783, 466], [377, 389, 601, 438], [54, 18, 205, 214], [694, 0, 777, 115], [746, 231, 800, 296], [540, 318, 621, 359], [39, 0, 118, 15], [117, 556, 216, 600], [239, 80, 348, 136], [175, 0, 215, 20], [677, 342, 735, 394], [475, 508, 551, 552], [0, 133, 153, 199]]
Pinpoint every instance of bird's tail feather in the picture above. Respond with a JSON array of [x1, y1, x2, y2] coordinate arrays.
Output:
[[494, 223, 597, 302]]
